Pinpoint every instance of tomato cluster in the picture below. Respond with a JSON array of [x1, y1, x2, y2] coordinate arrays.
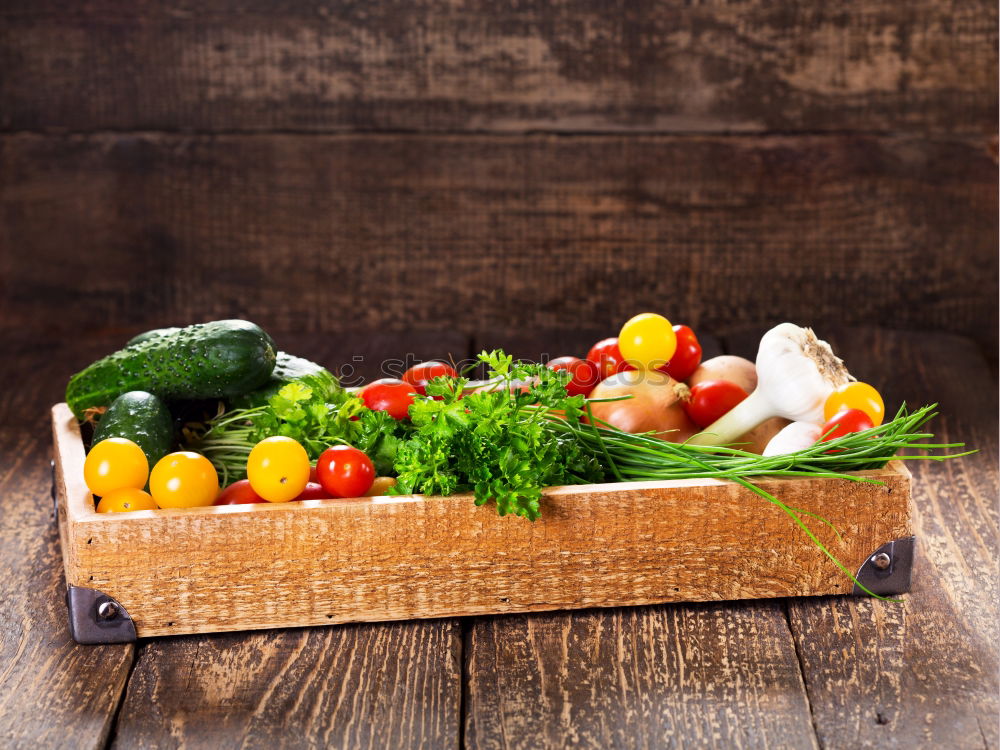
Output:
[[86, 433, 383, 512], [551, 319, 704, 400], [84, 439, 221, 512]]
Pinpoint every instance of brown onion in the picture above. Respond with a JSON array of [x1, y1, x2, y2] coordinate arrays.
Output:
[[587, 370, 698, 441]]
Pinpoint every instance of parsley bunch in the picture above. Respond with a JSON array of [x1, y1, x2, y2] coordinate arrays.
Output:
[[389, 351, 604, 520]]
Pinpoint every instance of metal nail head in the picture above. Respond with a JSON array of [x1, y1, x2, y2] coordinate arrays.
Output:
[[97, 601, 119, 620], [871, 552, 892, 570]]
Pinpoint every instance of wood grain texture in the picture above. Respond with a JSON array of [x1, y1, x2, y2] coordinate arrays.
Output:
[[465, 604, 819, 750], [0, 335, 135, 749], [0, 330, 467, 748], [55, 399, 913, 637], [458, 332, 796, 750], [111, 622, 461, 750], [2, 133, 996, 357], [104, 330, 463, 750], [726, 327, 999, 750], [0, 0, 995, 134]]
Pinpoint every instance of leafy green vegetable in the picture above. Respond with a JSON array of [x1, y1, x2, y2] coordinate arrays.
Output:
[[389, 351, 603, 520], [190, 377, 411, 483]]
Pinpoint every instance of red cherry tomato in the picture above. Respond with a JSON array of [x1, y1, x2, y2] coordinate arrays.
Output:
[[683, 380, 749, 429], [214, 479, 267, 506], [316, 445, 375, 498], [657, 325, 702, 382], [820, 408, 875, 442], [547, 356, 601, 396], [402, 361, 458, 396], [292, 482, 330, 501], [360, 378, 417, 420], [586, 338, 637, 379]]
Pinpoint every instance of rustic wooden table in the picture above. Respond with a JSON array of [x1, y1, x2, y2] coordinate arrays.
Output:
[[0, 327, 995, 750]]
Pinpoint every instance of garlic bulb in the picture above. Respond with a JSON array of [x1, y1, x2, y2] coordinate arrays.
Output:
[[688, 323, 851, 446], [762, 421, 824, 456]]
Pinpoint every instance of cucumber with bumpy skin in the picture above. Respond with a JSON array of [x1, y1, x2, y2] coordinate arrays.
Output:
[[93, 391, 174, 466], [126, 327, 180, 347], [228, 352, 339, 409], [66, 319, 277, 419]]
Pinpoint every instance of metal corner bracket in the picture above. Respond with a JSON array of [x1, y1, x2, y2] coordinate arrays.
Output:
[[852, 536, 916, 596], [66, 586, 137, 645]]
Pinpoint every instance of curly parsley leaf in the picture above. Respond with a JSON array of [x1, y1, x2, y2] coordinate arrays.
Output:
[[390, 350, 603, 520]]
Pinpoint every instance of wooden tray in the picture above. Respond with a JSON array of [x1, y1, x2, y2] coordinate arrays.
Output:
[[51, 403, 914, 644]]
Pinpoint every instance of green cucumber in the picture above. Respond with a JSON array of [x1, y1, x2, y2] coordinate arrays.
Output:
[[126, 327, 181, 347], [93, 391, 174, 466], [66, 319, 277, 419], [228, 352, 339, 409]]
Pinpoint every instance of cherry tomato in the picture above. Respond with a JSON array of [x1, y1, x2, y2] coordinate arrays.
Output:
[[361, 378, 417, 419], [150, 451, 219, 508], [402, 361, 458, 396], [246, 436, 310, 503], [657, 325, 702, 382], [683, 380, 749, 429], [213, 479, 267, 505], [824, 382, 885, 426], [364, 476, 398, 496], [547, 356, 601, 396], [84, 438, 149, 497], [316, 445, 375, 498], [820, 408, 875, 442], [619, 313, 678, 370], [96, 487, 158, 513], [586, 337, 636, 379], [293, 482, 330, 501]]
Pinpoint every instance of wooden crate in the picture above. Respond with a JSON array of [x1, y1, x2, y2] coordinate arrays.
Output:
[[52, 403, 914, 644]]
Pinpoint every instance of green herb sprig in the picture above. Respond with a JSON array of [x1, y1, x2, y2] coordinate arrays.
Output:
[[552, 402, 966, 483], [389, 350, 603, 520], [189, 379, 411, 484]]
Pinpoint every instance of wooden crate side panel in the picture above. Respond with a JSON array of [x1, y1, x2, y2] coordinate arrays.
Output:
[[65, 471, 910, 638], [51, 404, 93, 585]]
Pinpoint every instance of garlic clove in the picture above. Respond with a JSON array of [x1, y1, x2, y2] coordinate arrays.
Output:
[[763, 421, 824, 456]]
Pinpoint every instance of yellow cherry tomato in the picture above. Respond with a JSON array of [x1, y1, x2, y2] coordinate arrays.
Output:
[[84, 438, 149, 496], [824, 382, 885, 426], [96, 487, 158, 513], [149, 452, 219, 508], [618, 313, 678, 371], [246, 436, 310, 503]]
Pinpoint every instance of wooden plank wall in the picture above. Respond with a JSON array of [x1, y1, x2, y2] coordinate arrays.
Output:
[[0, 1, 997, 357], [0, 9, 996, 747]]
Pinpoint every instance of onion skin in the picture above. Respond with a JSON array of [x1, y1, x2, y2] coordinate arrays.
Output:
[[687, 355, 757, 394], [587, 370, 698, 441]]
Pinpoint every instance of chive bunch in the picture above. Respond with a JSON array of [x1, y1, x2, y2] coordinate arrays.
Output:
[[555, 403, 966, 484]]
